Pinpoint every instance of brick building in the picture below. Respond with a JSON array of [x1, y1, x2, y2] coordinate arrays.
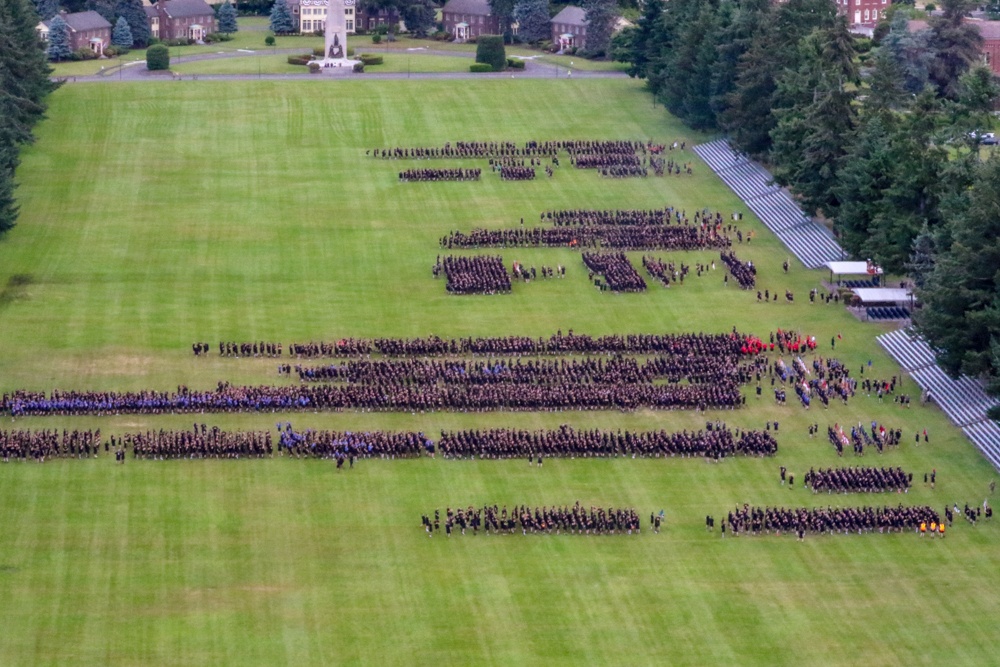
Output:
[[286, 0, 400, 35], [835, 0, 888, 31], [551, 5, 587, 52], [37, 11, 112, 56], [441, 0, 501, 42], [154, 0, 217, 41]]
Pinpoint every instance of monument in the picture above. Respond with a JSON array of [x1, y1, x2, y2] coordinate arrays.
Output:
[[321, 0, 360, 68]]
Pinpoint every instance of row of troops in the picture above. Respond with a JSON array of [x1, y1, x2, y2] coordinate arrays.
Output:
[[290, 354, 755, 387], [111, 425, 273, 459], [2, 380, 746, 416], [441, 224, 731, 251], [724, 504, 940, 537], [423, 503, 642, 536], [399, 168, 480, 182], [0, 429, 102, 462], [436, 424, 777, 459], [542, 206, 736, 228], [369, 140, 668, 161], [796, 466, 911, 493], [1, 425, 776, 462], [205, 329, 764, 359]]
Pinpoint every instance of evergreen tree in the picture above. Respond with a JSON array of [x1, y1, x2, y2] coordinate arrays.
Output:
[[475, 34, 506, 70], [683, 4, 727, 130], [115, 0, 150, 46], [906, 223, 936, 290], [86, 0, 115, 22], [217, 0, 238, 34], [625, 0, 661, 79], [32, 0, 58, 19], [0, 161, 18, 235], [709, 0, 769, 120], [917, 157, 1000, 395], [582, 0, 617, 55], [487, 0, 516, 42], [269, 0, 295, 34], [948, 65, 1000, 147], [866, 46, 907, 111], [402, 0, 434, 37], [513, 0, 549, 44], [833, 112, 897, 259], [46, 14, 73, 61], [0, 0, 55, 235], [112, 15, 132, 48], [881, 11, 932, 95], [643, 0, 697, 97], [720, 0, 835, 157], [927, 0, 982, 99]]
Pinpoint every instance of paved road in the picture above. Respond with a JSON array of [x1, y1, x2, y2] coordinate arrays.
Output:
[[56, 48, 628, 83]]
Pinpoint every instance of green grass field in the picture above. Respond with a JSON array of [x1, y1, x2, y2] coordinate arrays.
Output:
[[170, 52, 475, 75], [1, 79, 998, 666]]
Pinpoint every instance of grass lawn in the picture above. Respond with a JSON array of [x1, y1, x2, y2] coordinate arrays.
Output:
[[364, 53, 476, 73], [50, 56, 144, 77], [171, 53, 475, 75], [171, 54, 310, 75], [1, 79, 998, 666]]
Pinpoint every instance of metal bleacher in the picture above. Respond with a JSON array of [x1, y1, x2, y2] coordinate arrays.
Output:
[[692, 139, 844, 269], [877, 328, 1000, 471]]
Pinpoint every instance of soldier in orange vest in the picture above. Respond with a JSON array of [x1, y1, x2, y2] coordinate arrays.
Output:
[[920, 521, 927, 536], [938, 523, 945, 537]]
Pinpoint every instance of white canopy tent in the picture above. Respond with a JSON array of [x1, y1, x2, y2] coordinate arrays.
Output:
[[824, 261, 883, 276], [850, 288, 912, 304], [825, 260, 883, 286]]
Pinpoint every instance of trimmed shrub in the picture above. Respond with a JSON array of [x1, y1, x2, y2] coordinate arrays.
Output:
[[287, 54, 311, 65], [308, 61, 320, 73], [146, 43, 170, 70], [506, 58, 525, 69], [353, 62, 364, 72], [347, 47, 355, 56], [475, 34, 505, 71], [70, 47, 98, 61], [312, 46, 324, 56], [359, 54, 383, 65], [265, 35, 275, 46], [372, 33, 382, 44], [469, 62, 493, 73]]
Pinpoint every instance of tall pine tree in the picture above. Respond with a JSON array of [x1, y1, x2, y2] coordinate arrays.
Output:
[[917, 157, 1000, 395], [625, 0, 662, 80], [0, 0, 55, 235], [582, 0, 617, 55], [217, 0, 239, 34], [112, 15, 133, 48], [927, 0, 982, 99], [32, 0, 57, 19], [46, 14, 73, 61], [513, 0, 550, 44], [269, 0, 295, 34], [115, 0, 150, 46]]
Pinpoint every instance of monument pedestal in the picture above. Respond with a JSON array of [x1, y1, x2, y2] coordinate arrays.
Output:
[[320, 57, 361, 68]]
